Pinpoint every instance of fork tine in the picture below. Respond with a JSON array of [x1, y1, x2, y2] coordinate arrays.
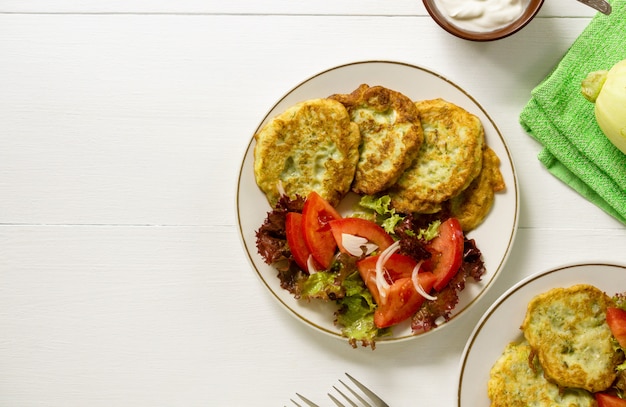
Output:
[[328, 392, 349, 407], [290, 399, 303, 407], [344, 372, 388, 406], [337, 381, 372, 407], [295, 393, 321, 407]]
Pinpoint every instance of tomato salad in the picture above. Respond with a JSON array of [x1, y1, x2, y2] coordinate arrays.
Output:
[[255, 191, 486, 348]]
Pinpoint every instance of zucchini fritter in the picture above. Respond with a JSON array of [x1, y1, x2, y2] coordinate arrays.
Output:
[[488, 340, 596, 407], [329, 84, 424, 195], [253, 98, 360, 207], [450, 146, 505, 232], [521, 284, 620, 393], [389, 98, 485, 214]]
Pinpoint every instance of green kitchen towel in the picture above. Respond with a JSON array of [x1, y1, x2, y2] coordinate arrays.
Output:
[[519, 0, 626, 224]]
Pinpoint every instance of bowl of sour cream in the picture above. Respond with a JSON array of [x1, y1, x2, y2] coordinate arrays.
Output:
[[423, 0, 544, 41]]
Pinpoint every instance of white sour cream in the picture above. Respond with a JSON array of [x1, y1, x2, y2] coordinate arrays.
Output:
[[435, 0, 526, 32]]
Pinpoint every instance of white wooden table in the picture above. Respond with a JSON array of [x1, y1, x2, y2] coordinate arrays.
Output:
[[2, 1, 625, 406]]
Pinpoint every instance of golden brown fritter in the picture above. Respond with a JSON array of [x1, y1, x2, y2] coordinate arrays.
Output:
[[450, 146, 506, 232], [253, 98, 360, 207], [388, 98, 485, 214], [488, 340, 596, 407], [329, 84, 424, 195], [521, 284, 620, 393]]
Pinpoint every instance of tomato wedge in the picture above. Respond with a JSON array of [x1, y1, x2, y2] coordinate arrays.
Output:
[[596, 393, 626, 407], [427, 217, 464, 291], [357, 253, 417, 298], [374, 275, 436, 328], [606, 307, 626, 348], [329, 217, 394, 256], [301, 191, 342, 269], [285, 212, 319, 273], [357, 253, 437, 328]]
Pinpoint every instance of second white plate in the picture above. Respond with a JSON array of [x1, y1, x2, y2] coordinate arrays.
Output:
[[458, 262, 626, 405]]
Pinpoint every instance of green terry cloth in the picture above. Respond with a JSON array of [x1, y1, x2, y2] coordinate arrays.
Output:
[[520, 0, 626, 225]]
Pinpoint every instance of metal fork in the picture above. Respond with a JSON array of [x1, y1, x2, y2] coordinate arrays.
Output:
[[287, 373, 389, 407], [328, 373, 389, 407]]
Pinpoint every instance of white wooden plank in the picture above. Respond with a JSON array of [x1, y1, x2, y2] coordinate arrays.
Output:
[[2, 14, 610, 230], [0, 225, 244, 406], [1, 225, 625, 406], [0, 0, 597, 17]]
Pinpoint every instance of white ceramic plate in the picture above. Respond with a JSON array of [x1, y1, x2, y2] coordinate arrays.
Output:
[[458, 263, 626, 405], [236, 60, 519, 344]]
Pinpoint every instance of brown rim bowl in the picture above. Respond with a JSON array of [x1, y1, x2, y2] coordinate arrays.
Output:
[[422, 0, 545, 41]]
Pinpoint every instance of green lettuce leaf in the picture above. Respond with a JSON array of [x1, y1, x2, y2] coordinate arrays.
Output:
[[355, 195, 404, 234], [335, 271, 382, 347], [300, 263, 384, 347], [417, 219, 441, 241], [300, 271, 343, 300]]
